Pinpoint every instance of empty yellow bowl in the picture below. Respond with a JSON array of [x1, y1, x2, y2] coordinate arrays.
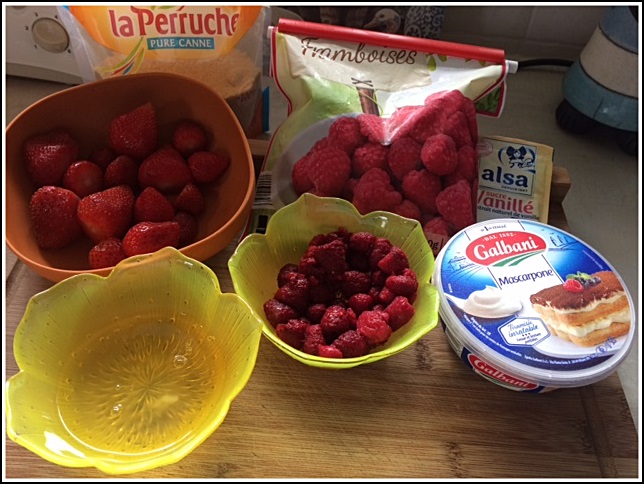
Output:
[[5, 247, 263, 475], [228, 193, 441, 369]]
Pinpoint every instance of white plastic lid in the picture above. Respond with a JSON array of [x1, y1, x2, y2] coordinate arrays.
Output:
[[433, 219, 635, 388]]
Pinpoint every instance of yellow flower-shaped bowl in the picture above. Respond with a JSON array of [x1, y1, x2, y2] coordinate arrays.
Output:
[[228, 193, 440, 369], [5, 247, 263, 475]]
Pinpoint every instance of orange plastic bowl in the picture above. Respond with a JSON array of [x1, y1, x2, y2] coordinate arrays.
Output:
[[6, 72, 255, 283]]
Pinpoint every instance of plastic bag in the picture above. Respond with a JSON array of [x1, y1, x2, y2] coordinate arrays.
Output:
[[246, 19, 513, 255], [58, 5, 270, 138]]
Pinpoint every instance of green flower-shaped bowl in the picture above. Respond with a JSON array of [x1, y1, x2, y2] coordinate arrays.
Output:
[[6, 247, 263, 475], [228, 193, 440, 369]]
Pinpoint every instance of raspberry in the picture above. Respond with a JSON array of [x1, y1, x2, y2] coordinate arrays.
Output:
[[460, 95, 479, 143], [378, 286, 396, 305], [328, 116, 366, 155], [292, 153, 314, 195], [385, 268, 418, 298], [563, 279, 584, 293], [435, 179, 475, 231], [442, 144, 478, 187], [332, 330, 371, 358], [385, 105, 425, 143], [349, 231, 376, 254], [424, 90, 466, 118], [421, 133, 458, 176], [307, 147, 352, 197], [347, 293, 374, 315], [393, 199, 422, 221], [387, 137, 422, 181], [401, 169, 442, 214], [340, 270, 372, 297], [308, 275, 339, 304], [310, 238, 349, 280], [370, 269, 387, 288], [342, 177, 358, 201], [277, 263, 301, 287], [351, 168, 402, 215], [306, 303, 328, 324], [302, 324, 327, 355], [456, 145, 478, 182], [442, 110, 472, 149], [276, 319, 309, 350], [385, 296, 416, 330], [369, 237, 394, 270], [263, 298, 299, 327], [320, 305, 357, 340], [274, 272, 311, 314], [318, 344, 344, 358], [357, 113, 385, 144], [408, 104, 448, 144], [356, 310, 392, 347], [377, 246, 410, 275], [423, 216, 451, 238], [351, 142, 389, 177]]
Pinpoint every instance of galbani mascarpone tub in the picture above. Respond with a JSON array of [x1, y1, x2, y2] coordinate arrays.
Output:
[[433, 218, 635, 393]]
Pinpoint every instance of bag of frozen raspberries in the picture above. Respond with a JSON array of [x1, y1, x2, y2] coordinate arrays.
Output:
[[245, 19, 514, 255]]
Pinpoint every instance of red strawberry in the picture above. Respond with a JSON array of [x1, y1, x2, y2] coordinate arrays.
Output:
[[108, 102, 158, 160], [88, 146, 117, 170], [172, 120, 209, 158], [122, 221, 182, 257], [173, 211, 199, 247], [134, 186, 175, 222], [23, 128, 80, 187], [138, 145, 193, 193], [174, 183, 205, 215], [29, 186, 83, 249], [77, 185, 135, 243], [88, 238, 127, 270], [62, 160, 104, 197], [104, 155, 139, 189], [187, 151, 230, 184]]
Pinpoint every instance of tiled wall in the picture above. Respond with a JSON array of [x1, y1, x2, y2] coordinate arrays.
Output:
[[440, 6, 608, 61]]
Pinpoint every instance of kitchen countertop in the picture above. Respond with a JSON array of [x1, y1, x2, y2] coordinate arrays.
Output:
[[3, 67, 640, 478]]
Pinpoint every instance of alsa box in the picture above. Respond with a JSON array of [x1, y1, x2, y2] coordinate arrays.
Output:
[[433, 218, 635, 393]]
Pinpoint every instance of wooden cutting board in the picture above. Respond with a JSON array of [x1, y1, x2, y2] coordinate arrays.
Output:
[[5, 148, 638, 479]]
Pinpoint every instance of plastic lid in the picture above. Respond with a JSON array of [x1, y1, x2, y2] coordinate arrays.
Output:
[[433, 219, 635, 388]]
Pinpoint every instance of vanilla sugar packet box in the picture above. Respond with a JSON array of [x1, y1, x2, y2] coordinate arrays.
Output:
[[476, 136, 554, 224]]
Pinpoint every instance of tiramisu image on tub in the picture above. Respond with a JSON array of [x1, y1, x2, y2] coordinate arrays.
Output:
[[529, 270, 632, 347]]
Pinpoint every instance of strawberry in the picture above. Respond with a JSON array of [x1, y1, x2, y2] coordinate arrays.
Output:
[[138, 145, 193, 193], [29, 186, 83, 249], [77, 185, 135, 243], [174, 211, 199, 247], [23, 128, 80, 187], [62, 160, 104, 197], [174, 183, 205, 215], [187, 151, 230, 184], [108, 102, 158, 160], [88, 237, 127, 270], [122, 221, 181, 257], [134, 186, 175, 222], [104, 155, 139, 189], [89, 146, 117, 170], [172, 120, 209, 158]]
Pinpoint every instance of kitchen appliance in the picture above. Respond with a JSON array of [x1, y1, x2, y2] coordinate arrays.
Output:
[[556, 6, 638, 156], [5, 5, 82, 85]]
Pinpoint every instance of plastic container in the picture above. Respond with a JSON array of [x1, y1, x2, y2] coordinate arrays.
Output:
[[433, 218, 635, 393]]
